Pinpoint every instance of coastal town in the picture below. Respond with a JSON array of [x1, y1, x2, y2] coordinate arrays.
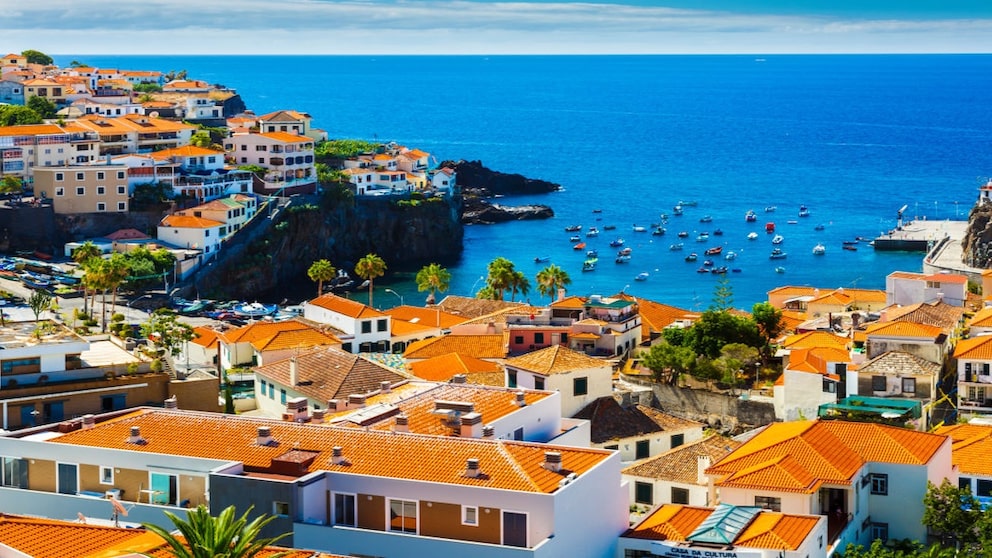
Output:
[[3, 50, 992, 558]]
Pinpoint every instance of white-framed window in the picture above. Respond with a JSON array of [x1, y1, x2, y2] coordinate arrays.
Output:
[[902, 377, 916, 394], [870, 522, 889, 541], [75, 172, 84, 181], [96, 202, 106, 212], [55, 187, 64, 196], [754, 495, 781, 511], [117, 202, 126, 211], [870, 473, 888, 495], [96, 171, 105, 180], [462, 505, 478, 526], [117, 186, 126, 195], [55, 172, 63, 181], [96, 186, 105, 195], [388, 498, 417, 533], [332, 492, 356, 526], [76, 187, 85, 196], [117, 171, 125, 179], [273, 501, 289, 517], [99, 466, 114, 485]]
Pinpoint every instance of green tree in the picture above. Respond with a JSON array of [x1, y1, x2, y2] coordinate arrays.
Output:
[[307, 259, 337, 297], [751, 302, 784, 361], [141, 308, 196, 361], [535, 263, 571, 302], [138, 504, 289, 558], [72, 241, 102, 314], [189, 130, 212, 148], [103, 253, 132, 331], [354, 253, 387, 307], [26, 96, 57, 119], [710, 276, 735, 311], [717, 343, 759, 392], [923, 479, 981, 551], [28, 289, 52, 335], [507, 270, 530, 302], [314, 139, 378, 160], [684, 310, 762, 359], [21, 49, 53, 66], [0, 175, 22, 195], [484, 257, 516, 301], [641, 342, 697, 385], [0, 105, 43, 126], [133, 83, 163, 93], [415, 263, 451, 305]]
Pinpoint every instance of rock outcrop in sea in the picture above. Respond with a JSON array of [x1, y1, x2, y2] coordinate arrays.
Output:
[[447, 160, 558, 225], [961, 202, 992, 267]]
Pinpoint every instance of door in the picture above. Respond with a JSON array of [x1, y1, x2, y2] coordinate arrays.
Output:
[[20, 405, 36, 427], [43, 401, 63, 422], [57, 463, 77, 495], [502, 511, 528, 548], [150, 473, 178, 505]]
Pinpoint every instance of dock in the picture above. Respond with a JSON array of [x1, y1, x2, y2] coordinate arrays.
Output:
[[872, 219, 968, 252]]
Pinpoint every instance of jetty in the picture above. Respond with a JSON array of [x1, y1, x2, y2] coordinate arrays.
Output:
[[872, 219, 967, 252]]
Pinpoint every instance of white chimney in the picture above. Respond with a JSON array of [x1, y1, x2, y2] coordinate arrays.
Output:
[[394, 414, 409, 433], [81, 414, 95, 430], [460, 412, 483, 438], [697, 455, 711, 485], [451, 374, 467, 384], [126, 426, 145, 445], [331, 446, 347, 465], [557, 287, 566, 302], [328, 399, 341, 412], [289, 357, 298, 387], [380, 380, 391, 393], [465, 458, 480, 478], [163, 397, 178, 409], [482, 424, 495, 438], [348, 394, 366, 409], [542, 451, 562, 473], [311, 409, 325, 424], [515, 391, 526, 407]]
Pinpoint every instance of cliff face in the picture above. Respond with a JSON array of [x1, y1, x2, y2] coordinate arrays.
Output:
[[206, 195, 464, 300], [446, 160, 561, 194], [962, 202, 992, 267]]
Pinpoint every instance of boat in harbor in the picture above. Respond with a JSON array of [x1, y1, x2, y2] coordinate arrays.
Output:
[[775, 266, 786, 273], [771, 234, 784, 245], [685, 253, 698, 262], [812, 243, 826, 255], [573, 242, 586, 250], [712, 266, 728, 274], [673, 205, 684, 215], [696, 232, 710, 242], [652, 227, 665, 236], [679, 200, 698, 207], [565, 224, 582, 232], [615, 254, 631, 264], [635, 272, 649, 281], [609, 238, 625, 247], [787, 220, 798, 225], [765, 206, 777, 212], [592, 208, 602, 213], [747, 232, 759, 240], [669, 242, 684, 251], [843, 245, 858, 251], [699, 215, 713, 223], [582, 259, 597, 272], [814, 224, 825, 231], [765, 222, 776, 233], [769, 248, 787, 259], [799, 204, 811, 217], [586, 249, 598, 258], [603, 224, 617, 231], [617, 247, 632, 256], [704, 246, 723, 256], [677, 231, 689, 238], [713, 228, 723, 236], [725, 251, 737, 260], [586, 227, 599, 237], [703, 259, 714, 267], [842, 240, 859, 245], [569, 235, 581, 242], [632, 225, 647, 232], [233, 302, 279, 318], [534, 256, 551, 263], [745, 210, 757, 222], [697, 267, 710, 273]]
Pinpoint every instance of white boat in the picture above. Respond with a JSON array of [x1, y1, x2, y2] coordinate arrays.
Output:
[[747, 232, 759, 240], [669, 242, 684, 251], [586, 227, 599, 237], [775, 266, 786, 273], [632, 225, 647, 232], [582, 259, 597, 272], [771, 234, 784, 245], [615, 255, 631, 264], [812, 243, 826, 255], [769, 248, 787, 260], [695, 233, 709, 242], [233, 302, 279, 318], [725, 251, 737, 261], [635, 272, 649, 281]]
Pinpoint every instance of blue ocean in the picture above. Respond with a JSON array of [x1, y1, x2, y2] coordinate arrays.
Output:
[[57, 54, 992, 310]]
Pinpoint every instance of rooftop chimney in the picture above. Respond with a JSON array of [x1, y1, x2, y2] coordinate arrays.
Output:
[[380, 380, 391, 393], [451, 374, 467, 384], [311, 409, 325, 424], [163, 396, 178, 409], [394, 414, 409, 433], [542, 451, 562, 473], [289, 357, 298, 387], [482, 424, 495, 438], [81, 414, 95, 430], [348, 394, 366, 409], [256, 426, 275, 446], [697, 455, 711, 485], [515, 391, 527, 407], [331, 446, 347, 465], [460, 412, 484, 438], [328, 399, 342, 412], [557, 287, 566, 302], [126, 426, 145, 445], [465, 458, 481, 478]]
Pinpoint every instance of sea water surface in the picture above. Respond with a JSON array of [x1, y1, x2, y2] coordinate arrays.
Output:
[[58, 54, 992, 310]]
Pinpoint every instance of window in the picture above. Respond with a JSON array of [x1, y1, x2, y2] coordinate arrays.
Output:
[[870, 473, 888, 495], [1, 457, 28, 488], [333, 493, 356, 526], [55, 187, 63, 196], [118, 185, 126, 194], [462, 505, 478, 525], [76, 186, 85, 196], [984, 363, 991, 376], [117, 171, 125, 179], [273, 501, 289, 517], [534, 377, 545, 390], [96, 171, 105, 180], [149, 472, 178, 505], [96, 202, 106, 211], [55, 172, 63, 181], [100, 466, 114, 485], [870, 523, 889, 542], [361, 321, 372, 334], [960, 477, 972, 491], [671, 433, 685, 448], [534, 332, 545, 344], [76, 172, 84, 181], [507, 370, 517, 388], [754, 496, 781, 512], [634, 481, 653, 505], [635, 439, 650, 460], [902, 377, 916, 394], [377, 319, 388, 332], [513, 427, 524, 441], [96, 186, 105, 195], [671, 487, 690, 505], [280, 389, 287, 404], [514, 336, 524, 345], [978, 479, 992, 498], [101, 394, 126, 411], [573, 377, 588, 396], [57, 463, 78, 495], [117, 202, 126, 211], [388, 499, 417, 533], [823, 378, 836, 393], [871, 375, 886, 392], [259, 380, 266, 395]]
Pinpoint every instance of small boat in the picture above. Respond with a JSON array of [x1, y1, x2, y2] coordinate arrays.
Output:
[[771, 234, 784, 245], [586, 227, 599, 237], [787, 220, 798, 225], [685, 253, 698, 262], [582, 259, 597, 272], [725, 251, 737, 260], [534, 256, 551, 263], [704, 246, 723, 256], [765, 222, 776, 233], [775, 266, 786, 273], [652, 227, 665, 236], [745, 210, 757, 222], [747, 232, 759, 240], [842, 240, 859, 245], [697, 267, 710, 273], [615, 255, 631, 264], [573, 242, 586, 250], [669, 243, 684, 251], [677, 231, 689, 238], [609, 238, 625, 247], [635, 272, 649, 281], [799, 205, 810, 218], [680, 200, 698, 207], [673, 205, 684, 215], [765, 206, 777, 212], [233, 302, 279, 318], [699, 215, 713, 223], [703, 259, 714, 267], [814, 224, 825, 231], [592, 209, 602, 213], [769, 248, 787, 259], [570, 235, 581, 242], [565, 224, 582, 232], [586, 249, 598, 258], [732, 268, 742, 273], [618, 247, 632, 256], [179, 299, 213, 316], [713, 228, 723, 236], [603, 224, 617, 231], [632, 225, 647, 232], [812, 243, 826, 255], [695, 233, 709, 242], [712, 266, 728, 274], [843, 245, 858, 251]]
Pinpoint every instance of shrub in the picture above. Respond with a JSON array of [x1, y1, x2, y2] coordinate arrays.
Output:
[[150, 359, 163, 372]]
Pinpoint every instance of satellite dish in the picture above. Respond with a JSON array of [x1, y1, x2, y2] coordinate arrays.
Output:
[[149, 111, 159, 118]]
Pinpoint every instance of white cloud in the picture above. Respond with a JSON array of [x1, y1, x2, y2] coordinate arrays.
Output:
[[0, 0, 990, 53]]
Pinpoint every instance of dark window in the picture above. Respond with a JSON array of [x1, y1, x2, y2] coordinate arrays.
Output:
[[101, 394, 126, 411], [870, 473, 888, 495], [960, 477, 972, 491], [507, 370, 517, 388], [534, 377, 544, 390], [1, 457, 28, 488], [514, 336, 524, 345], [502, 511, 527, 547], [635, 440, 650, 460], [671, 433, 685, 448], [57, 463, 77, 495], [560, 333, 568, 343], [755, 496, 781, 511], [513, 427, 524, 441], [389, 499, 417, 533], [671, 487, 690, 505], [823, 378, 836, 393], [634, 482, 653, 505], [902, 377, 916, 394], [573, 377, 588, 396], [377, 319, 387, 332], [333, 493, 356, 526], [534, 332, 545, 344], [361, 321, 372, 334], [280, 389, 287, 404], [978, 480, 992, 497], [870, 523, 889, 542], [871, 376, 886, 392]]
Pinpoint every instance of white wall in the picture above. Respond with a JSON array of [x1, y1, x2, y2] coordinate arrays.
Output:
[[545, 366, 613, 418], [774, 370, 836, 421]]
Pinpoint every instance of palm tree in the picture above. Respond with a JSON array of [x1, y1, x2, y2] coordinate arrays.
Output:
[[28, 289, 52, 337], [72, 241, 101, 315], [307, 259, 337, 297], [105, 253, 131, 330], [485, 257, 516, 300], [415, 263, 451, 305], [507, 270, 530, 302], [536, 264, 571, 302], [354, 253, 386, 307], [139, 504, 289, 558]]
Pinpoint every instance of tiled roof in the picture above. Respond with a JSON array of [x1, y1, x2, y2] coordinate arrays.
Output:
[[389, 318, 435, 337], [385, 305, 468, 329], [50, 409, 610, 493], [218, 318, 332, 346], [779, 311, 807, 334], [331, 383, 550, 436], [254, 345, 407, 401], [307, 293, 385, 319], [865, 320, 945, 339], [625, 505, 712, 541], [924, 273, 968, 284], [258, 109, 309, 121], [148, 145, 224, 159], [190, 325, 220, 349], [779, 331, 849, 350], [0, 123, 66, 136], [969, 306, 992, 328], [857, 350, 941, 377], [458, 305, 545, 327], [615, 294, 693, 341], [573, 397, 702, 443], [435, 295, 526, 319], [623, 434, 742, 484], [259, 131, 311, 144], [884, 301, 964, 330], [733, 512, 822, 550], [408, 352, 502, 382], [953, 335, 992, 359], [706, 420, 947, 493], [159, 215, 224, 229], [504, 345, 608, 375], [934, 424, 992, 476], [105, 228, 149, 241], [550, 295, 587, 309], [253, 327, 340, 352], [403, 334, 507, 360], [785, 347, 851, 376]]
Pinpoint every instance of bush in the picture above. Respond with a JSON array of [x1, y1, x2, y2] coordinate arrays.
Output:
[[150, 359, 163, 372], [126, 362, 139, 374], [111, 313, 125, 323]]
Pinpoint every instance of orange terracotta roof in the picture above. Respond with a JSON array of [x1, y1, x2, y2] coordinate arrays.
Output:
[[385, 305, 468, 329], [504, 345, 608, 375], [253, 328, 340, 352], [779, 310, 807, 333], [969, 307, 992, 328], [889, 271, 925, 280], [259, 131, 311, 144], [786, 347, 851, 375], [159, 215, 224, 229], [258, 109, 309, 121], [0, 123, 67, 137], [148, 145, 223, 159], [50, 408, 610, 493], [924, 273, 968, 284], [779, 331, 849, 350], [0, 514, 156, 558], [734, 512, 821, 550], [408, 352, 502, 382], [190, 325, 220, 349], [219, 319, 332, 346], [434, 295, 526, 319], [934, 424, 992, 476], [767, 286, 818, 298], [625, 295, 694, 340], [388, 318, 435, 337], [550, 295, 587, 309], [865, 320, 945, 339], [403, 334, 507, 360], [706, 420, 947, 494], [625, 505, 712, 541], [307, 293, 385, 319], [953, 335, 992, 360]]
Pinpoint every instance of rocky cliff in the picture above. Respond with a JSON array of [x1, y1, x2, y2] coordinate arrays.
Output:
[[446, 160, 561, 195], [962, 202, 992, 267]]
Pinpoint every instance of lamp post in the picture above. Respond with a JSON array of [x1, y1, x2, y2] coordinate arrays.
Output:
[[127, 294, 153, 324], [384, 288, 403, 308], [469, 275, 485, 296]]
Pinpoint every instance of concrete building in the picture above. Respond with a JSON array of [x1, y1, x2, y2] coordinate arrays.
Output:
[[33, 166, 129, 214], [223, 130, 316, 196], [886, 271, 968, 307], [504, 345, 614, 418], [303, 293, 391, 354]]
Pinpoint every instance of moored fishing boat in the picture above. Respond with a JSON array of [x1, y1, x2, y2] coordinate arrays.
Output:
[[586, 249, 598, 258], [685, 253, 698, 262], [765, 206, 777, 212], [747, 232, 759, 240], [673, 205, 684, 215], [775, 266, 786, 273], [573, 242, 586, 250], [534, 256, 551, 263], [712, 266, 728, 274], [582, 259, 597, 272], [586, 227, 599, 237], [635, 272, 649, 281], [765, 222, 776, 233], [610, 238, 625, 247], [615, 254, 631, 264], [603, 224, 617, 231], [843, 245, 858, 251], [669, 242, 684, 251], [632, 225, 647, 232], [704, 246, 723, 256], [812, 243, 826, 255], [565, 224, 582, 232], [769, 248, 787, 259], [695, 232, 709, 242], [570, 235, 581, 242], [617, 247, 632, 256], [679, 200, 698, 206], [233, 302, 279, 318], [652, 227, 665, 236], [771, 234, 784, 244], [699, 215, 713, 223], [725, 251, 737, 260], [745, 210, 757, 222], [677, 231, 689, 238]]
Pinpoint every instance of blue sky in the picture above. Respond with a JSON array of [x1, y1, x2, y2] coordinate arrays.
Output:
[[1, 0, 990, 55]]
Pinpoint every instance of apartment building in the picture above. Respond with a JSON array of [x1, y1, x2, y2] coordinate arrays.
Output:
[[33, 165, 129, 214]]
